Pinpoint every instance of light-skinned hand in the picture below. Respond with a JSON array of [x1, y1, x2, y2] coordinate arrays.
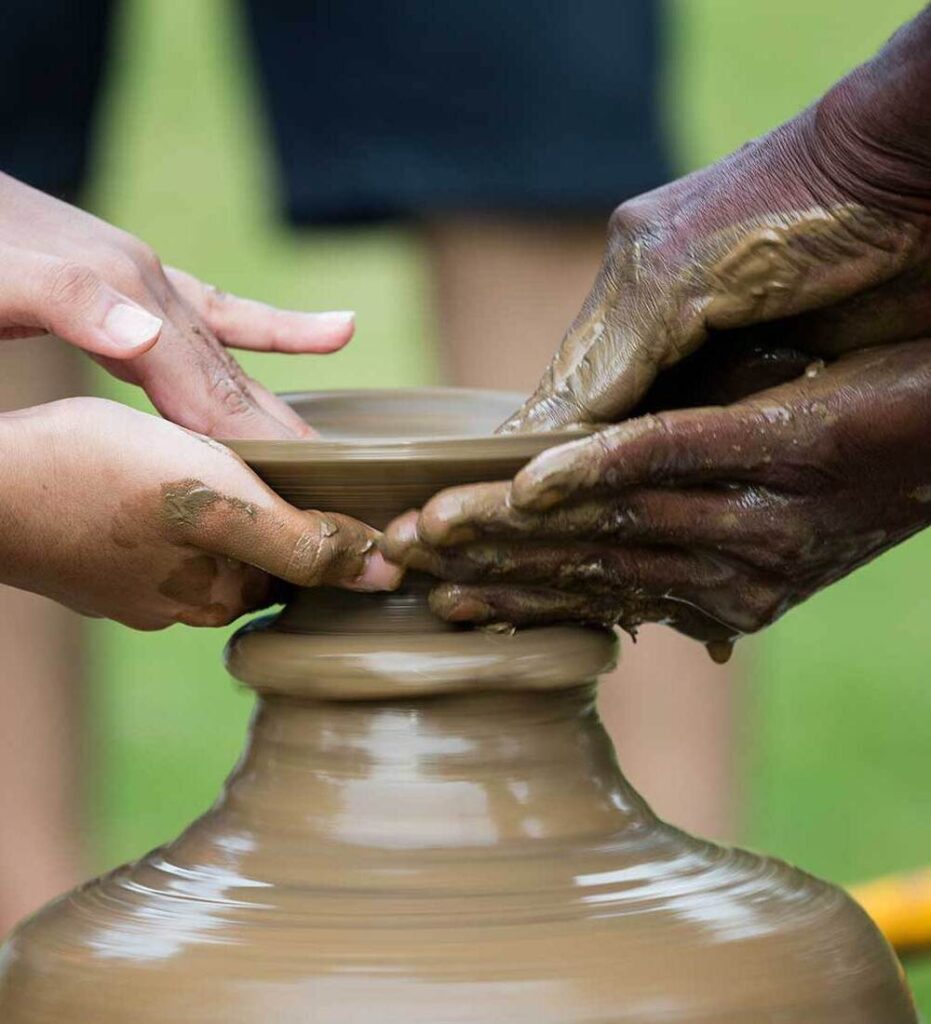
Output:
[[0, 399, 401, 630]]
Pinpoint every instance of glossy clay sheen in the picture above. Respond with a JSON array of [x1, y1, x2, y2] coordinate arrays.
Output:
[[0, 389, 916, 1022]]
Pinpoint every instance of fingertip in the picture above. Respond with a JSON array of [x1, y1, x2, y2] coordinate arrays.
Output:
[[347, 548, 405, 592], [511, 438, 593, 510], [320, 310, 356, 343], [381, 510, 420, 562], [289, 310, 355, 353]]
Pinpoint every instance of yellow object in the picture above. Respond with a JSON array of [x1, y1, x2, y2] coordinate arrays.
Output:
[[852, 869, 931, 957]]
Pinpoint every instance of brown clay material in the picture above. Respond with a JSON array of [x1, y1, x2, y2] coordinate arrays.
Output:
[[0, 389, 916, 1022], [229, 388, 585, 529]]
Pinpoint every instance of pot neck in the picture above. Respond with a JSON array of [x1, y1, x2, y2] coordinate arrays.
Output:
[[218, 686, 654, 849]]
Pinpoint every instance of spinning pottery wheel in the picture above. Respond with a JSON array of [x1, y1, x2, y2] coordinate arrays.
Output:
[[0, 389, 917, 1021]]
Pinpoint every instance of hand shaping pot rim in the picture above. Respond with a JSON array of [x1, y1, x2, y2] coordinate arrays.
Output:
[[220, 386, 606, 698], [222, 387, 585, 527]]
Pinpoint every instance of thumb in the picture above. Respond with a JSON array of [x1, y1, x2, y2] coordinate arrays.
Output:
[[497, 266, 642, 434], [208, 498, 404, 592], [0, 243, 162, 358]]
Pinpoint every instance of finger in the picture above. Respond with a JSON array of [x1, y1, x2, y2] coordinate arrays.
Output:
[[511, 405, 774, 510], [726, 264, 931, 357], [247, 375, 315, 438], [202, 498, 404, 592], [380, 508, 423, 562], [169, 559, 276, 628], [430, 581, 629, 626], [165, 267, 355, 353], [108, 313, 301, 439], [0, 243, 162, 359], [499, 254, 704, 432], [428, 582, 736, 644], [497, 267, 629, 432], [411, 483, 792, 558], [413, 534, 780, 636], [383, 483, 515, 553], [406, 538, 726, 594], [381, 485, 628, 556]]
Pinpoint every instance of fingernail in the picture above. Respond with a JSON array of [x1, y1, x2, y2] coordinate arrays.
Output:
[[420, 492, 476, 546], [314, 311, 355, 326], [430, 586, 493, 622], [350, 549, 404, 592], [104, 303, 162, 350], [446, 595, 494, 622]]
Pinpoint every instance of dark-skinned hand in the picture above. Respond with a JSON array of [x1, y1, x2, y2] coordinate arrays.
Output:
[[382, 9, 931, 655], [383, 340, 931, 657], [502, 8, 931, 433]]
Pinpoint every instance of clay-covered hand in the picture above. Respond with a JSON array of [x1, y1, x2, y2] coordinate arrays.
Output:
[[503, 9, 931, 432], [0, 398, 401, 629], [383, 340, 931, 652], [0, 172, 354, 439]]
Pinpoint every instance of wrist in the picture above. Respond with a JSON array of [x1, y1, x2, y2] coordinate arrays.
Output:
[[805, 8, 931, 216], [0, 410, 36, 588], [0, 404, 68, 592]]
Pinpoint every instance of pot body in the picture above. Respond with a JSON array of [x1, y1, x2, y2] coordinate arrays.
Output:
[[0, 609, 917, 1023]]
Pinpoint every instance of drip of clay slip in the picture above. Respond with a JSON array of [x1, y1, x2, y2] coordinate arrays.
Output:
[[0, 389, 916, 1022]]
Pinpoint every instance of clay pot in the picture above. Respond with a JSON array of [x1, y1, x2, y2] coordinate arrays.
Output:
[[0, 390, 916, 1022]]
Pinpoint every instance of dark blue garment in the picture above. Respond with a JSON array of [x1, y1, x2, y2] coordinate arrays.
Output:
[[244, 0, 672, 223], [0, 0, 115, 201], [1, 1, 670, 221]]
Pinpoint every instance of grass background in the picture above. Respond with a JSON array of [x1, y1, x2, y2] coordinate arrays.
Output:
[[81, 0, 931, 1008]]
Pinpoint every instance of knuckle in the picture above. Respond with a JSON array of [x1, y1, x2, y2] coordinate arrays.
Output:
[[123, 612, 170, 632], [101, 236, 167, 301], [45, 261, 101, 310], [606, 197, 662, 252], [590, 550, 637, 591], [287, 527, 325, 583], [767, 520, 810, 564], [93, 248, 150, 297], [286, 517, 347, 585], [601, 414, 679, 486], [607, 201, 642, 241], [203, 282, 231, 320], [733, 581, 788, 633], [128, 240, 163, 278], [206, 373, 259, 428], [173, 604, 238, 628], [201, 604, 239, 627]]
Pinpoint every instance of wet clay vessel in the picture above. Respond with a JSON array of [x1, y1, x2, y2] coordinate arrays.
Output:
[[0, 389, 917, 1021]]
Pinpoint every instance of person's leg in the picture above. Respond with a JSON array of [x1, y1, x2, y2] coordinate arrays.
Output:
[[0, 338, 87, 936], [425, 215, 738, 839]]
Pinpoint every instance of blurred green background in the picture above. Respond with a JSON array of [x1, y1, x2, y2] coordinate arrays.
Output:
[[81, 0, 931, 1008]]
